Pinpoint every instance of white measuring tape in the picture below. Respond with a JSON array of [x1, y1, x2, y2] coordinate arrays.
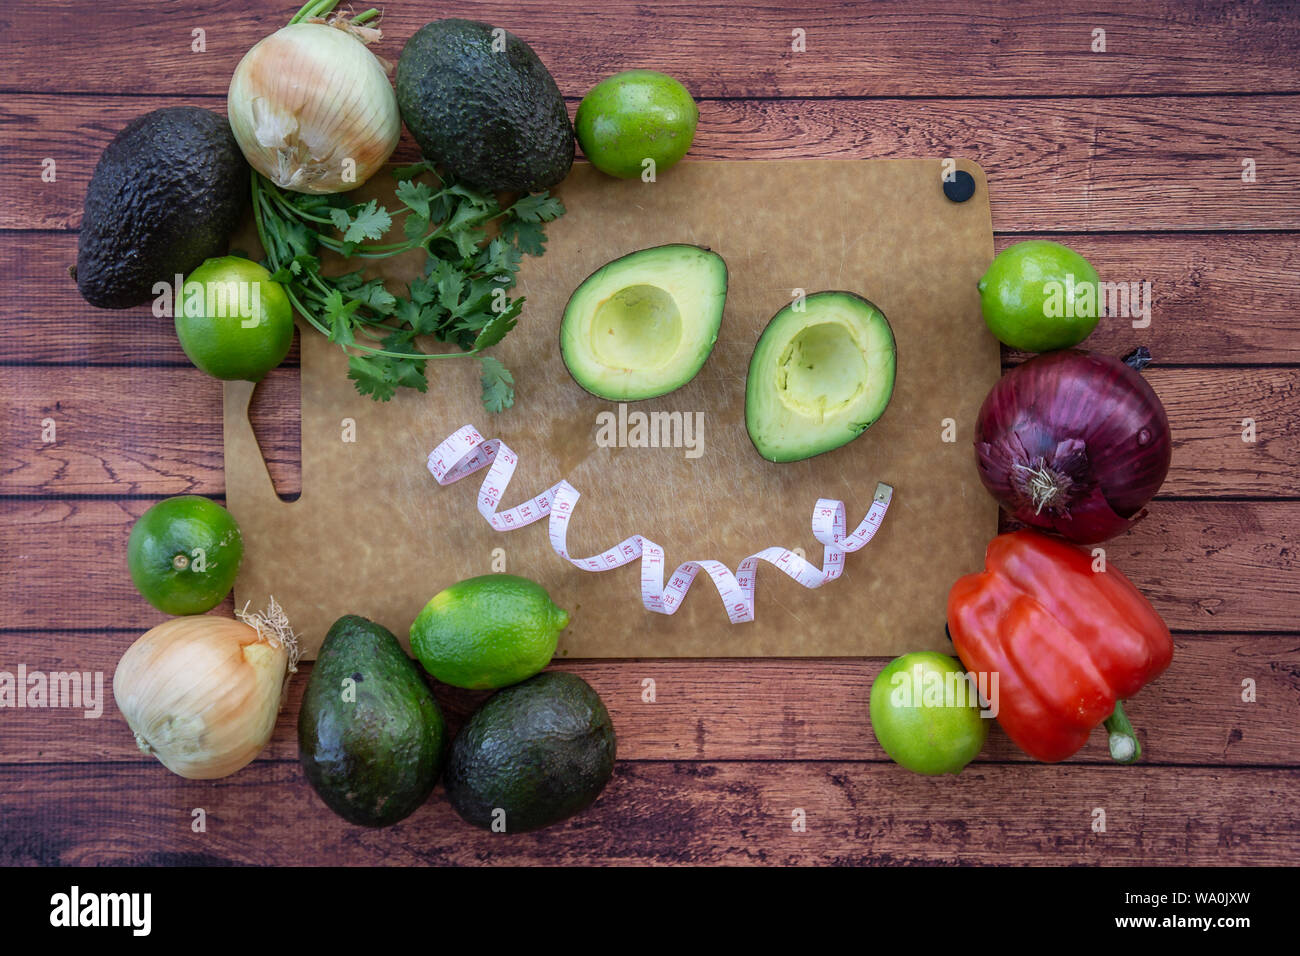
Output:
[[428, 424, 894, 624]]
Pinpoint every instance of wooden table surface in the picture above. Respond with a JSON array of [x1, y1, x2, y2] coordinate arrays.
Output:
[[3, 0, 1298, 866]]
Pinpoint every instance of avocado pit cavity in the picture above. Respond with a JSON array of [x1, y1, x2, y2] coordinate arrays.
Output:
[[590, 284, 683, 371], [560, 243, 728, 402], [776, 322, 869, 421]]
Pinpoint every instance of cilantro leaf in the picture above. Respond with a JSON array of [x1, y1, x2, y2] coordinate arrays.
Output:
[[429, 260, 463, 313], [343, 277, 398, 316], [322, 289, 360, 347], [509, 193, 565, 223], [472, 298, 522, 351], [342, 200, 392, 243], [347, 354, 397, 401], [391, 161, 436, 182], [332, 270, 367, 291], [479, 356, 515, 413], [328, 207, 352, 233], [479, 237, 522, 284], [392, 301, 435, 338], [451, 227, 485, 259], [347, 352, 429, 402], [408, 275, 437, 307], [403, 212, 431, 241], [452, 276, 500, 320], [446, 182, 496, 212], [280, 217, 318, 259], [501, 217, 548, 257], [395, 179, 433, 221]]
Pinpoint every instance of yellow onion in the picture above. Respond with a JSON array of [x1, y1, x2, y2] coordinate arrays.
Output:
[[113, 601, 298, 779], [227, 19, 400, 193]]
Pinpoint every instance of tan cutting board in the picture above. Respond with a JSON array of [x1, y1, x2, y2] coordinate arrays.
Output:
[[226, 159, 999, 659]]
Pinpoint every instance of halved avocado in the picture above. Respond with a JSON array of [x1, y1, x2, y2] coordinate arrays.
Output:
[[560, 244, 727, 401], [745, 291, 896, 462]]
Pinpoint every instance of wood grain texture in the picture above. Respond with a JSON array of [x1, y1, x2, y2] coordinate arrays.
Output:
[[0, 499, 1296, 632], [2, 761, 1295, 865], [0, 632, 1293, 766], [0, 363, 302, 498], [5, 0, 1300, 868], [7, 232, 1299, 365], [2, 366, 1294, 497], [5, 93, 1299, 231], [9, 1, 1300, 98]]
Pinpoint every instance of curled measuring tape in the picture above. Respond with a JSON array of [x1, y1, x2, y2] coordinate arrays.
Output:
[[428, 424, 894, 624]]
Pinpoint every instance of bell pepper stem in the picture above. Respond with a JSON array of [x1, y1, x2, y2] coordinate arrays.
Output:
[[1104, 700, 1142, 764]]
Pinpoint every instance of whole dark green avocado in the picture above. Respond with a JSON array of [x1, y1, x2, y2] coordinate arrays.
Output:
[[396, 19, 574, 192], [75, 107, 249, 308], [298, 615, 447, 828], [445, 671, 616, 832]]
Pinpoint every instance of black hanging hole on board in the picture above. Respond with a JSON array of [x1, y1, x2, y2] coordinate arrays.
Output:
[[943, 169, 976, 203]]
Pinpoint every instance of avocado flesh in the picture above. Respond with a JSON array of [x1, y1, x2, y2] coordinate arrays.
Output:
[[76, 107, 249, 309], [298, 615, 447, 828], [445, 672, 616, 833], [560, 244, 727, 401], [395, 19, 574, 192], [745, 292, 896, 462]]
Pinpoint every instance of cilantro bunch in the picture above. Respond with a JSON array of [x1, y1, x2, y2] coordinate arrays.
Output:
[[250, 160, 564, 409]]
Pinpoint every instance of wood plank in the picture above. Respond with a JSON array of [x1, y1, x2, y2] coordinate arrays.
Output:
[[1149, 368, 1299, 497], [7, 232, 1300, 366], [6, 94, 1299, 232], [1, 499, 1295, 632], [10, 1, 1300, 98], [0, 363, 302, 498], [1, 632, 1293, 766], [3, 366, 1295, 497], [1, 761, 1294, 865]]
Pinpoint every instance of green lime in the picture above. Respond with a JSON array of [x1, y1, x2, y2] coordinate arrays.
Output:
[[174, 256, 293, 381], [575, 70, 698, 179], [409, 574, 569, 690], [869, 652, 988, 776], [978, 240, 1101, 352], [127, 495, 243, 615]]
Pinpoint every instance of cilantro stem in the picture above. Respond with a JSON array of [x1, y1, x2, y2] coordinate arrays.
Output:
[[266, 187, 334, 226], [344, 344, 491, 361], [316, 235, 425, 258], [250, 174, 275, 266], [284, 285, 332, 339], [255, 192, 285, 241]]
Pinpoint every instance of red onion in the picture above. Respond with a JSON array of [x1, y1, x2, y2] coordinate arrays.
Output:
[[974, 348, 1171, 544]]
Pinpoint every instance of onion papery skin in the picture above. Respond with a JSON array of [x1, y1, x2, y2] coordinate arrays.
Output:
[[974, 350, 1172, 545], [113, 616, 289, 779], [227, 22, 400, 194]]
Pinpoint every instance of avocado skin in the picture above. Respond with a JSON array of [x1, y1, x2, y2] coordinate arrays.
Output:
[[298, 615, 447, 828], [76, 107, 249, 309], [446, 671, 616, 832], [396, 19, 574, 192]]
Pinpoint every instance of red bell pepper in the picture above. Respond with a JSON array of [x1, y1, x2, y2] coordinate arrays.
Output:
[[946, 530, 1173, 763]]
